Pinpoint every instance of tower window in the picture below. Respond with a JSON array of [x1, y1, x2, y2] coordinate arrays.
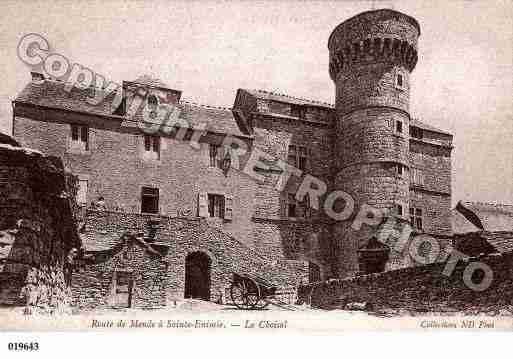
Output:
[[396, 120, 403, 133], [395, 71, 405, 90], [396, 164, 404, 177]]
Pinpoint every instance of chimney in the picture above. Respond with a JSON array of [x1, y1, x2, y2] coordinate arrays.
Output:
[[31, 72, 45, 83]]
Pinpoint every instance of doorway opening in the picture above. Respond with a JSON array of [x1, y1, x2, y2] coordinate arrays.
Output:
[[184, 251, 211, 301]]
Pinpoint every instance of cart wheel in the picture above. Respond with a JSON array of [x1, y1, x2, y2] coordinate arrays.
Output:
[[245, 279, 260, 310], [230, 278, 260, 310], [230, 282, 248, 310]]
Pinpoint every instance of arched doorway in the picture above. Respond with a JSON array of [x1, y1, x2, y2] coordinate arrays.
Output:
[[184, 251, 211, 301]]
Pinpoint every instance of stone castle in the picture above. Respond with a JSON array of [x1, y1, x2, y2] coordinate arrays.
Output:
[[9, 9, 454, 307]]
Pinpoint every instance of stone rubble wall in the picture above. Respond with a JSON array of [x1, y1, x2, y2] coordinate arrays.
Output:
[[0, 144, 80, 314], [298, 252, 513, 314], [72, 210, 308, 310]]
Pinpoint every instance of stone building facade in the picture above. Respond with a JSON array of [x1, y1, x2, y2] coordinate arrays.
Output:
[[12, 9, 453, 304]]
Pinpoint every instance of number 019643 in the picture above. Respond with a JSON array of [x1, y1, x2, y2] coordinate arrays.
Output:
[[8, 342, 39, 351]]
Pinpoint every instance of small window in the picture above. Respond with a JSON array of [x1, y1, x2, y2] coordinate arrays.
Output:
[[207, 194, 225, 218], [286, 193, 310, 218], [396, 204, 403, 216], [410, 126, 423, 139], [396, 164, 403, 177], [287, 193, 297, 218], [209, 144, 221, 168], [70, 124, 89, 151], [147, 95, 158, 110], [410, 207, 423, 230], [144, 135, 160, 159], [288, 145, 308, 171], [141, 187, 159, 214], [410, 168, 425, 187], [395, 71, 405, 90], [308, 262, 321, 283], [396, 120, 403, 133], [77, 179, 88, 205]]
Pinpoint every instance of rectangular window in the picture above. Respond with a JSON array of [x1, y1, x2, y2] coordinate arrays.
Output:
[[141, 187, 159, 214], [410, 207, 423, 230], [286, 193, 310, 218], [396, 120, 403, 133], [144, 135, 160, 159], [77, 179, 88, 205], [396, 164, 403, 177], [287, 193, 297, 218], [308, 262, 321, 283], [209, 144, 221, 168], [410, 126, 423, 139], [395, 71, 405, 90], [288, 145, 308, 170], [396, 204, 403, 216], [207, 194, 225, 219], [298, 146, 308, 171], [410, 168, 425, 187], [70, 124, 89, 151]]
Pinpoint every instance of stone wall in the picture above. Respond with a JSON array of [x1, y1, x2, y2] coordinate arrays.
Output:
[[0, 144, 80, 314], [72, 210, 308, 310], [409, 135, 452, 236], [299, 252, 513, 313], [13, 111, 258, 248]]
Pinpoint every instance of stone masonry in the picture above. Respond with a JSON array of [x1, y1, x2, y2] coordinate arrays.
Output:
[[12, 9, 453, 300], [0, 140, 81, 313]]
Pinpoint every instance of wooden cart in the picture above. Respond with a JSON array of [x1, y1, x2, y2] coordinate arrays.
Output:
[[229, 272, 277, 310]]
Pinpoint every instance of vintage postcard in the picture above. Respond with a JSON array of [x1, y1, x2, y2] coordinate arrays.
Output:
[[0, 0, 512, 344]]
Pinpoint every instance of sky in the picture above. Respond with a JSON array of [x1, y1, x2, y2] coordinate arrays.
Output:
[[0, 0, 511, 206]]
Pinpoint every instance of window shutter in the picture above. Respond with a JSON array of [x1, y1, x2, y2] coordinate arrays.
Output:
[[198, 192, 208, 217], [224, 195, 233, 221]]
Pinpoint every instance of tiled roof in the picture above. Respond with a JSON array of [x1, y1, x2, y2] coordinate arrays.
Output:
[[410, 118, 452, 136], [452, 208, 480, 234], [131, 100, 251, 138], [133, 74, 169, 89], [15, 79, 249, 138], [243, 89, 334, 109], [481, 231, 513, 254], [459, 201, 513, 232], [15, 79, 120, 118], [178, 101, 250, 137]]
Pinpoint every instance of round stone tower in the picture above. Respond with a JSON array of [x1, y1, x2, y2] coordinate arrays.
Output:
[[328, 9, 420, 277]]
